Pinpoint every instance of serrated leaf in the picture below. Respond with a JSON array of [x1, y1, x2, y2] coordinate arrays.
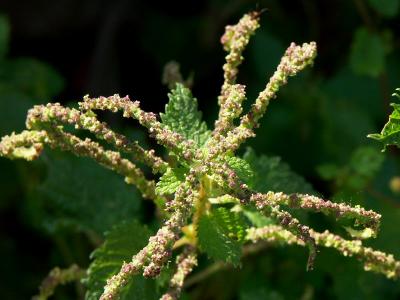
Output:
[[84, 220, 158, 300], [156, 167, 187, 195], [368, 0, 399, 17], [198, 207, 247, 266], [368, 102, 400, 150], [243, 147, 314, 194], [160, 83, 211, 147], [0, 15, 9, 59], [350, 28, 385, 77], [225, 156, 255, 188], [36, 151, 142, 234]]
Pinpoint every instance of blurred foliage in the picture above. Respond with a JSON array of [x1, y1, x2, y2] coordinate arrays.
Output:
[[84, 220, 156, 300], [1, 1, 400, 299]]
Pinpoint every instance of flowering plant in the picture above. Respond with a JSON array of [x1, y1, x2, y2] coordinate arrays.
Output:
[[1, 11, 399, 300]]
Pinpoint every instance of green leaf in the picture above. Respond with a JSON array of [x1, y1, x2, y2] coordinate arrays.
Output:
[[36, 151, 142, 234], [225, 156, 255, 188], [156, 167, 187, 195], [368, 100, 400, 150], [350, 28, 385, 77], [240, 285, 284, 300], [243, 147, 314, 194], [0, 92, 35, 136], [0, 58, 64, 99], [316, 163, 340, 180], [350, 146, 384, 177], [84, 220, 158, 300], [160, 83, 211, 147], [368, 0, 399, 17], [0, 15, 9, 59], [198, 207, 247, 266], [242, 207, 274, 227]]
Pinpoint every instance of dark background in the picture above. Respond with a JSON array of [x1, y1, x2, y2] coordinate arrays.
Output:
[[1, 0, 400, 299]]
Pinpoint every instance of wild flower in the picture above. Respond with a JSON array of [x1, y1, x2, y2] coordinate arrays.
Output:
[[1, 11, 399, 300]]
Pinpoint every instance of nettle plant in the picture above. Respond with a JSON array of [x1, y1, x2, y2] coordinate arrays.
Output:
[[1, 11, 400, 300]]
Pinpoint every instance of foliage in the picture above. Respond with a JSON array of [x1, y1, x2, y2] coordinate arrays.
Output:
[[198, 207, 247, 266], [160, 84, 211, 148], [369, 89, 400, 149], [84, 220, 156, 300]]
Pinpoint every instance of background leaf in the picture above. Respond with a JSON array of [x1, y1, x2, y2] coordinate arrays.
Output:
[[350, 28, 385, 77], [0, 15, 9, 59], [0, 58, 64, 100], [36, 151, 143, 235], [243, 147, 315, 194], [368, 0, 399, 17], [83, 220, 157, 300]]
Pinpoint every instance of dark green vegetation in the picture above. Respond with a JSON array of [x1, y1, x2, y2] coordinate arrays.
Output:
[[1, 1, 400, 299]]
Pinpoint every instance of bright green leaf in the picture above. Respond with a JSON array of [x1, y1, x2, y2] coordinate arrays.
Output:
[[198, 207, 247, 266], [368, 97, 400, 149], [160, 83, 211, 147], [350, 28, 385, 77], [156, 167, 187, 195], [83, 220, 158, 300], [225, 156, 255, 188], [242, 207, 274, 227]]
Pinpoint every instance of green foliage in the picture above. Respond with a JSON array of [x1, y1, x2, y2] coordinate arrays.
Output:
[[160, 83, 211, 147], [243, 147, 314, 194], [198, 207, 247, 266], [350, 28, 385, 77], [225, 156, 255, 188], [37, 152, 142, 234], [317, 146, 384, 208], [317, 146, 384, 189], [84, 220, 157, 300], [242, 207, 274, 227], [350, 146, 385, 177], [0, 15, 9, 60], [369, 94, 400, 149], [156, 167, 187, 195], [368, 0, 399, 17], [0, 92, 36, 135], [0, 58, 64, 99]]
